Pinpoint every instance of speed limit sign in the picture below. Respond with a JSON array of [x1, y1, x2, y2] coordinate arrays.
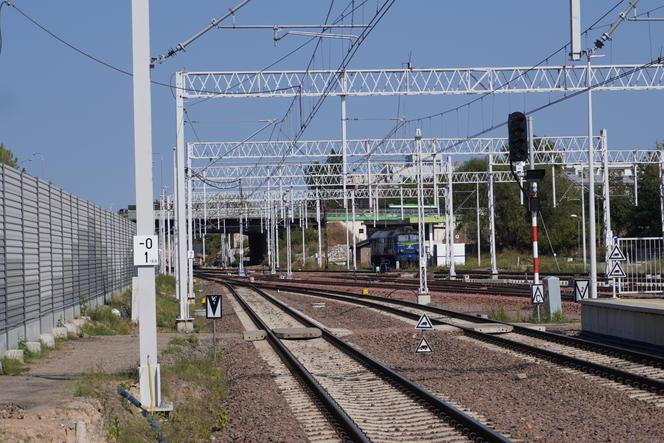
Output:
[[134, 235, 158, 266]]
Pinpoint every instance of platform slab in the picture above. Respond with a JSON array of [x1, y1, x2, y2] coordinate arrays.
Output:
[[444, 319, 513, 334], [272, 327, 322, 339], [582, 298, 664, 347]]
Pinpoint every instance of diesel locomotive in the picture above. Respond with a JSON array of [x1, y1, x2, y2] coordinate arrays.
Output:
[[369, 226, 419, 269]]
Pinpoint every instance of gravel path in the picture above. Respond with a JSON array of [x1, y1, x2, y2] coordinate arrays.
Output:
[[198, 282, 310, 442], [269, 289, 664, 442]]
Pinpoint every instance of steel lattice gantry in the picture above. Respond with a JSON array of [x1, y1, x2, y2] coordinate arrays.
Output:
[[173, 62, 664, 297], [180, 64, 664, 98]]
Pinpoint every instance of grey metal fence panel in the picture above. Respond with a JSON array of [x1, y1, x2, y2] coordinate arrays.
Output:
[[4, 168, 24, 334], [38, 180, 52, 327], [0, 166, 136, 353], [0, 169, 5, 333], [22, 175, 39, 328], [51, 187, 64, 316]]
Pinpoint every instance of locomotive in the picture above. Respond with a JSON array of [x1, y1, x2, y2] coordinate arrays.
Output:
[[369, 226, 419, 269]]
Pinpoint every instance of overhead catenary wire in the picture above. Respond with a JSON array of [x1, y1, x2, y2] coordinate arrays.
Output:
[[241, 0, 397, 202], [5, 2, 300, 97]]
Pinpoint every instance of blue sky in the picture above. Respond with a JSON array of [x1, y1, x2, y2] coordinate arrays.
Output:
[[0, 1, 663, 209]]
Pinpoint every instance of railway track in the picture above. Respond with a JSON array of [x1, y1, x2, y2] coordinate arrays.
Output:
[[222, 280, 510, 442], [255, 270, 618, 299], [206, 274, 664, 406]]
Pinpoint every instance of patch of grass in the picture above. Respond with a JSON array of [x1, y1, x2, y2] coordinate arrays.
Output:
[[75, 371, 136, 398], [156, 274, 176, 297], [74, 337, 228, 442], [81, 306, 135, 336], [487, 306, 510, 322], [158, 336, 227, 440], [0, 356, 28, 375], [529, 307, 569, 324], [156, 292, 179, 332]]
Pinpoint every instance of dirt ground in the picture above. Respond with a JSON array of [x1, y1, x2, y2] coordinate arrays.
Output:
[[0, 334, 175, 442]]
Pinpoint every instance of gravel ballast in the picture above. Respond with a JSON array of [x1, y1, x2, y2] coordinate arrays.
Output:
[[199, 283, 309, 442], [271, 289, 664, 442]]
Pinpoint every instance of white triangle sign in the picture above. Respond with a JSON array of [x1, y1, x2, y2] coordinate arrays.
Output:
[[416, 335, 433, 353], [608, 261, 626, 278], [531, 284, 544, 304], [609, 245, 626, 261], [415, 313, 433, 330]]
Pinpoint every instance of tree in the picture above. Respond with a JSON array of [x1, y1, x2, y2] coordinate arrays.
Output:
[[0, 144, 19, 168]]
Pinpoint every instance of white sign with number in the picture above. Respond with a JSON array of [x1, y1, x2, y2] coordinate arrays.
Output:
[[134, 235, 158, 266]]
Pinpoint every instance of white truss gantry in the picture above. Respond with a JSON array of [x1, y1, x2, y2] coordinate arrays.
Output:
[[181, 63, 664, 98]]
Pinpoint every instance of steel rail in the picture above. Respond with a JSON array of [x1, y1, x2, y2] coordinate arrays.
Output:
[[223, 278, 510, 443], [213, 276, 664, 394], [221, 281, 369, 442]]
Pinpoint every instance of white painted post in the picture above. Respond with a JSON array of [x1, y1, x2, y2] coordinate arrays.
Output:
[[341, 71, 348, 209], [202, 173, 207, 263], [165, 194, 171, 275], [352, 190, 357, 270], [476, 182, 481, 266], [415, 129, 430, 304], [186, 145, 194, 299], [552, 165, 557, 208], [488, 154, 498, 278], [602, 129, 613, 277], [130, 0, 162, 408], [316, 194, 322, 268], [447, 155, 456, 279], [301, 202, 306, 267], [345, 200, 350, 270], [175, 77, 189, 313], [634, 164, 639, 206], [587, 56, 598, 299]]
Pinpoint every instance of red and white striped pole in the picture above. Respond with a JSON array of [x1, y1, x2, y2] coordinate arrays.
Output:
[[528, 117, 540, 286]]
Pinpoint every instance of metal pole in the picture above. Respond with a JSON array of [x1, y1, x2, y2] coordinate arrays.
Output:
[[634, 164, 639, 206], [476, 182, 481, 266], [286, 204, 292, 278], [223, 218, 227, 267], [581, 170, 587, 271], [341, 71, 348, 209], [130, 0, 162, 407], [266, 184, 272, 272], [587, 56, 599, 299], [316, 194, 322, 268], [659, 154, 664, 241], [159, 189, 165, 275], [301, 202, 306, 267], [400, 186, 404, 220], [166, 195, 172, 275], [552, 165, 557, 208], [174, 75, 191, 328], [275, 200, 280, 270], [239, 212, 244, 275], [488, 154, 498, 278], [345, 200, 350, 270], [528, 117, 540, 286], [447, 155, 456, 279], [602, 129, 613, 277], [187, 145, 194, 299], [202, 173, 207, 263], [415, 129, 429, 303], [352, 190, 357, 270], [433, 153, 440, 217]]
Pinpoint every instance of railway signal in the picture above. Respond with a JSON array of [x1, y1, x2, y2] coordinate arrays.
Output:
[[508, 112, 528, 162]]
